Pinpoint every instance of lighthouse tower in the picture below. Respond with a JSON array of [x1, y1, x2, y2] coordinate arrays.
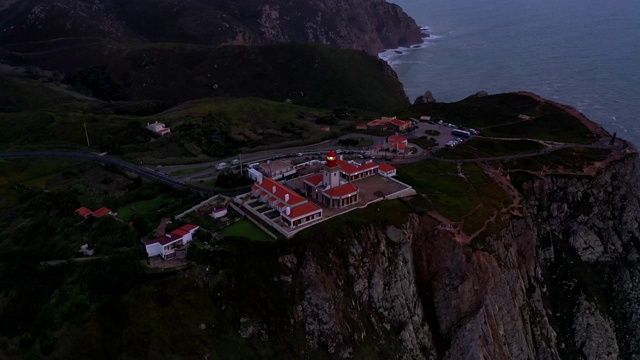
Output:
[[322, 150, 341, 188]]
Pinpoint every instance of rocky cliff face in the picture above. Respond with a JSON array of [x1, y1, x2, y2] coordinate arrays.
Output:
[[0, 0, 423, 65], [268, 147, 640, 359]]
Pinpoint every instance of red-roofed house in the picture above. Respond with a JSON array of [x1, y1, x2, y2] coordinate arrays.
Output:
[[281, 202, 323, 228], [92, 207, 113, 218], [366, 117, 411, 132], [251, 177, 323, 228], [387, 118, 411, 132], [367, 118, 389, 129], [170, 228, 189, 237], [386, 135, 408, 154], [378, 163, 397, 177], [145, 224, 200, 259], [75, 207, 93, 218], [212, 207, 228, 219], [147, 121, 171, 136]]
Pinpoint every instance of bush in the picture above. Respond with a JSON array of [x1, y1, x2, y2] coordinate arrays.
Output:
[[215, 173, 253, 189]]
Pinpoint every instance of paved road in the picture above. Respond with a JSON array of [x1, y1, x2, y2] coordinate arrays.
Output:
[[1, 135, 622, 194], [158, 133, 426, 180], [0, 150, 230, 196]]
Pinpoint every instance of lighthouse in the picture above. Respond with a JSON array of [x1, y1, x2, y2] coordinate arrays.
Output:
[[322, 150, 341, 188]]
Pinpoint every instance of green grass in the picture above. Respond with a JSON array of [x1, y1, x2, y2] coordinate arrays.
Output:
[[482, 104, 596, 143], [396, 160, 511, 235], [397, 93, 602, 144], [336, 137, 374, 147], [219, 219, 274, 242], [503, 147, 612, 173], [435, 138, 545, 160], [117, 195, 169, 221], [0, 75, 80, 113]]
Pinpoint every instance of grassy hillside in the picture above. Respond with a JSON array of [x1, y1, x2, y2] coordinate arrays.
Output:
[[0, 81, 343, 160], [399, 93, 598, 144], [64, 43, 410, 113]]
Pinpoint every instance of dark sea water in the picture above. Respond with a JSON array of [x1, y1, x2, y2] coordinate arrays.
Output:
[[382, 0, 640, 145]]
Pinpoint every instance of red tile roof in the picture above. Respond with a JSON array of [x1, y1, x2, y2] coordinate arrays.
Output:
[[304, 173, 323, 186], [75, 207, 92, 218], [388, 135, 407, 143], [146, 233, 182, 246], [367, 119, 388, 126], [170, 229, 189, 237], [179, 224, 199, 232], [92, 207, 112, 218], [378, 163, 396, 173], [388, 118, 411, 128], [324, 183, 358, 198], [336, 159, 358, 174], [251, 185, 259, 191], [256, 178, 306, 206], [335, 159, 378, 175], [286, 203, 322, 220]]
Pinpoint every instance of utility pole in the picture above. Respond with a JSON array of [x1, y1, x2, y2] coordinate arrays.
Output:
[[239, 152, 243, 177], [83, 122, 91, 149]]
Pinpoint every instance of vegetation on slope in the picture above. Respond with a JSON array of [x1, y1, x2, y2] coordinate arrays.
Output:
[[64, 43, 410, 113], [399, 93, 598, 144]]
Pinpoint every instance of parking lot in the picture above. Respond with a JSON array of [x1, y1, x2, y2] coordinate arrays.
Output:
[[405, 119, 478, 150]]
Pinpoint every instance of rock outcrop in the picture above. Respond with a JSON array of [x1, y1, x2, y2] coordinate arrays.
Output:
[[413, 90, 437, 104]]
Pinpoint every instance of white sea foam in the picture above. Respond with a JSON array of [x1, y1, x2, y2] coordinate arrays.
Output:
[[378, 25, 439, 63]]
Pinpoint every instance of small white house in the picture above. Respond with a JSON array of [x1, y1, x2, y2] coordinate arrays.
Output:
[[378, 163, 397, 177], [79, 244, 95, 256], [147, 121, 171, 136], [145, 224, 199, 259], [212, 207, 228, 219]]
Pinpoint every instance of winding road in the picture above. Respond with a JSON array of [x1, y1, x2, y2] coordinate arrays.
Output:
[[0, 134, 625, 195]]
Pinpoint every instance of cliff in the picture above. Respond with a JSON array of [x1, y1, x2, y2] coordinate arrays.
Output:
[[260, 145, 639, 359], [0, 0, 423, 70]]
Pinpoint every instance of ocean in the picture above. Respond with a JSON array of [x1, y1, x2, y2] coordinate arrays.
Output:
[[382, 0, 640, 145]]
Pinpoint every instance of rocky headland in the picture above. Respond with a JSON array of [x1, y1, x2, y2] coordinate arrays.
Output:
[[225, 97, 640, 359], [0, 0, 423, 71]]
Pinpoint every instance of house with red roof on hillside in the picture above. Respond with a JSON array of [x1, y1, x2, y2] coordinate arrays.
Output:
[[75, 206, 114, 219], [75, 207, 93, 218], [145, 223, 200, 259], [147, 121, 171, 136], [367, 116, 411, 132], [386, 135, 408, 154], [92, 207, 113, 218]]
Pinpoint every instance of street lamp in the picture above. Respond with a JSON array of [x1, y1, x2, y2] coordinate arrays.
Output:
[[83, 122, 91, 149]]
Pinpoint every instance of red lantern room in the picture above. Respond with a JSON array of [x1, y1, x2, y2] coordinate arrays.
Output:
[[326, 150, 337, 167]]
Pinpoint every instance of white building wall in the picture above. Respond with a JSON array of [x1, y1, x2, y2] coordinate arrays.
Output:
[[145, 243, 163, 257], [248, 168, 263, 182]]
